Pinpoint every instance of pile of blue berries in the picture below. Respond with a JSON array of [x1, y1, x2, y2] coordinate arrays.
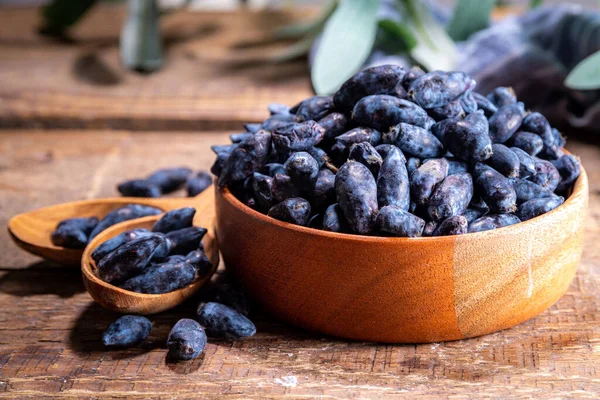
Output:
[[91, 207, 211, 294], [212, 65, 581, 237]]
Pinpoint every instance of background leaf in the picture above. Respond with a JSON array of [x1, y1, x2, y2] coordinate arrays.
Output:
[[398, 0, 457, 71], [311, 0, 380, 95], [447, 0, 496, 41], [530, 0, 544, 8], [378, 19, 417, 51], [120, 0, 163, 72], [41, 0, 97, 36], [565, 50, 600, 90]]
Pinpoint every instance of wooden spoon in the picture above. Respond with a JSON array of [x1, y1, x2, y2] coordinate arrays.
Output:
[[8, 186, 215, 266], [81, 211, 219, 315]]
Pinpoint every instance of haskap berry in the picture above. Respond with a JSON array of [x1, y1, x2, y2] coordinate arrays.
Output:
[[210, 65, 580, 237]]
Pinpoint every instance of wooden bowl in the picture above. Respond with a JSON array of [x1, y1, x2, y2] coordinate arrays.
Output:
[[215, 167, 588, 343], [81, 215, 219, 315]]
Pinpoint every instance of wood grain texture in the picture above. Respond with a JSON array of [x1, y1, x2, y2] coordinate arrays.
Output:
[[1, 130, 599, 398], [214, 167, 587, 343], [453, 167, 588, 338], [0, 6, 313, 131], [216, 187, 462, 343]]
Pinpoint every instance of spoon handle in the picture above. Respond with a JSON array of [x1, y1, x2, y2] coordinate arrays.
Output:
[[185, 185, 216, 229], [116, 185, 216, 228]]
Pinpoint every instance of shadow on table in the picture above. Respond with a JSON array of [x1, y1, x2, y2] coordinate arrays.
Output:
[[211, 58, 309, 89], [73, 52, 122, 86], [166, 353, 204, 374], [70, 23, 220, 87], [163, 23, 220, 52], [68, 301, 166, 359], [67, 298, 212, 374], [64, 268, 352, 371], [67, 296, 207, 362], [0, 261, 85, 298], [65, 280, 334, 368]]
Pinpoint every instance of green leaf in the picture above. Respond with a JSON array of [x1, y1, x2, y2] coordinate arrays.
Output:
[[378, 19, 417, 51], [447, 0, 495, 42], [565, 50, 600, 90], [274, 0, 337, 40], [397, 0, 457, 71], [311, 0, 380, 95], [530, 0, 543, 8], [41, 0, 97, 35], [401, 0, 434, 48]]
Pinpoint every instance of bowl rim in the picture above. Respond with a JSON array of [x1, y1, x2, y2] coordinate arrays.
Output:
[[217, 163, 588, 243]]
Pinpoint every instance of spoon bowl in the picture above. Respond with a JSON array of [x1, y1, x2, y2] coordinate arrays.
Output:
[[8, 190, 212, 266], [81, 213, 219, 315]]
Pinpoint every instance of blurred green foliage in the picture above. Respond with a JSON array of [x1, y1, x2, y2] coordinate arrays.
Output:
[[41, 0, 97, 36]]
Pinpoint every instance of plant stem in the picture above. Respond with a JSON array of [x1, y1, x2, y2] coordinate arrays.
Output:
[[120, 0, 163, 73]]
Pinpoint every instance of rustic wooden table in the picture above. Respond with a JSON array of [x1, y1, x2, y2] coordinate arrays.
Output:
[[1, 5, 599, 400], [0, 6, 313, 131]]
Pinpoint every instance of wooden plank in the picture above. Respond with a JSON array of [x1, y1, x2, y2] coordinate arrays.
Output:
[[0, 6, 314, 130], [1, 130, 599, 397], [0, 130, 230, 268], [0, 269, 598, 398]]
